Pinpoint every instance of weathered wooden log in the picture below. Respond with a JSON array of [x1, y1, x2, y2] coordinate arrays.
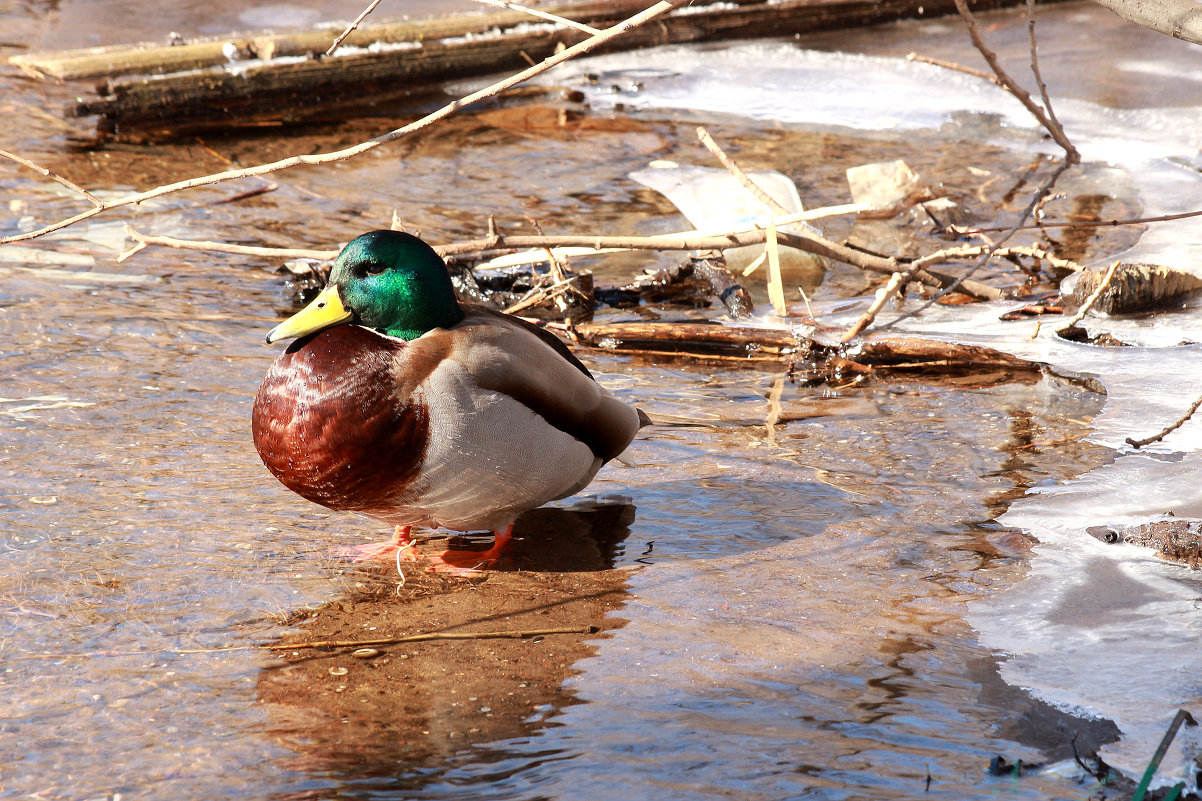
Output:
[[569, 321, 805, 361], [565, 319, 1041, 373], [849, 335, 1038, 370], [10, 1, 651, 81], [12, 0, 1062, 133]]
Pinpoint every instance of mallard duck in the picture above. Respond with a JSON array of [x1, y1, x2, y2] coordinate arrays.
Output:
[[252, 230, 647, 573]]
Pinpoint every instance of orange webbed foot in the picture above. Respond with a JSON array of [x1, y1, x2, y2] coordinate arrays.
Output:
[[337, 525, 420, 563], [423, 524, 514, 576]]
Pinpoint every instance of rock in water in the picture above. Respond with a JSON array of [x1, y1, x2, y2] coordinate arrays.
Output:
[[1064, 262, 1202, 315], [1087, 519, 1202, 568]]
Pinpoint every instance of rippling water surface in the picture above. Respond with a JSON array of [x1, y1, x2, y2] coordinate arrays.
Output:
[[2, 2, 1196, 798]]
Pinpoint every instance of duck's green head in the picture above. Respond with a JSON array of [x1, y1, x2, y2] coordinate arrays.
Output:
[[266, 230, 465, 344]]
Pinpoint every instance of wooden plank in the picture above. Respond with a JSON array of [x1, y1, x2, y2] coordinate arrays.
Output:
[[567, 320, 1042, 372], [7, 0, 685, 81], [19, 0, 1054, 132]]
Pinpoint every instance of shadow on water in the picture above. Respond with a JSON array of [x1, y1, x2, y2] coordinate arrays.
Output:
[[256, 501, 637, 786]]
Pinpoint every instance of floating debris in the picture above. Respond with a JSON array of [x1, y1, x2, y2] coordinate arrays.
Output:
[[629, 161, 827, 289]]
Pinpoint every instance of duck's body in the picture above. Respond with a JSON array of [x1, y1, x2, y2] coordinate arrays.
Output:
[[252, 230, 645, 572]]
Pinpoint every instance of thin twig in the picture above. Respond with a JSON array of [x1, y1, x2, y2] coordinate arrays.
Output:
[[841, 272, 906, 343], [0, 149, 101, 206], [124, 220, 1000, 300], [472, 0, 603, 35], [877, 0, 1079, 331], [959, 207, 1202, 235], [1127, 392, 1202, 449], [120, 226, 338, 263], [177, 625, 600, 654], [905, 52, 1002, 86], [910, 243, 1082, 273], [474, 203, 871, 268], [696, 126, 790, 215], [325, 0, 385, 56], [1, 0, 684, 245], [1057, 258, 1120, 331], [1025, 0, 1066, 149], [839, 263, 928, 343], [502, 274, 581, 314], [952, 0, 1079, 163]]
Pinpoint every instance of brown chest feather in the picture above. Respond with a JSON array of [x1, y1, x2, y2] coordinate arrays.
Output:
[[251, 326, 428, 512]]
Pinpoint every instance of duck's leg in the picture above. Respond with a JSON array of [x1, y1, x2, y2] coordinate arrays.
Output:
[[424, 523, 514, 576], [338, 524, 421, 563]]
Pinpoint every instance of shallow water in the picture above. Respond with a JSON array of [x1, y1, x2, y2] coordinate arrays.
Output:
[[2, 2, 1200, 799]]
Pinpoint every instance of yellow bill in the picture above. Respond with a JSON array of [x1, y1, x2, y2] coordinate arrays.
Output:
[[265, 285, 353, 344]]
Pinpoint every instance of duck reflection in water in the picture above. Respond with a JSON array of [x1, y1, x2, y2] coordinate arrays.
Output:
[[256, 499, 637, 783]]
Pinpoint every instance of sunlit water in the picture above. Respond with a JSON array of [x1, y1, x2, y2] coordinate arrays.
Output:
[[2, 1, 1200, 798]]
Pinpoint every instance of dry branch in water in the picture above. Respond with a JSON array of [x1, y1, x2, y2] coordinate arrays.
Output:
[[1056, 259, 1120, 332], [472, 0, 604, 34], [0, 0, 685, 245], [175, 625, 599, 655], [879, 0, 1079, 332], [125, 215, 1006, 302], [953, 0, 1078, 162], [1126, 393, 1202, 450]]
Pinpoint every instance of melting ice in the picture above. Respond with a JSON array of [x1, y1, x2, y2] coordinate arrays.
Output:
[[544, 33, 1202, 787]]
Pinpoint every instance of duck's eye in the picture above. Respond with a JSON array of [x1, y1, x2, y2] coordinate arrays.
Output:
[[364, 261, 387, 275]]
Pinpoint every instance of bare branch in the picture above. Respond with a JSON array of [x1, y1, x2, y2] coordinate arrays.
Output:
[[472, 0, 603, 35], [325, 0, 385, 56], [695, 126, 790, 215], [1057, 258, 1120, 331], [1, 0, 684, 246], [120, 226, 338, 262], [910, 243, 1082, 273], [1026, 0, 1065, 144], [876, 0, 1080, 332], [960, 207, 1202, 235], [1127, 391, 1202, 449], [906, 52, 1002, 85], [0, 149, 101, 206], [951, 0, 1079, 164], [840, 271, 907, 343], [130, 217, 1004, 301]]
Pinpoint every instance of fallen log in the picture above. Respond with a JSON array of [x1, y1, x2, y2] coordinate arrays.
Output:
[[562, 319, 1041, 374], [13, 0, 1063, 134]]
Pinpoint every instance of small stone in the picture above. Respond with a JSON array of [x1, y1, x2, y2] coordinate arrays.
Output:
[[846, 160, 926, 212]]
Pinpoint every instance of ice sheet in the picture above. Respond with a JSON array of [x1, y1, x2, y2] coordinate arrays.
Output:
[[548, 38, 1202, 787]]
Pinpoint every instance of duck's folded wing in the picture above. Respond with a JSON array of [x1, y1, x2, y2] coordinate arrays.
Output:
[[443, 308, 645, 462]]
